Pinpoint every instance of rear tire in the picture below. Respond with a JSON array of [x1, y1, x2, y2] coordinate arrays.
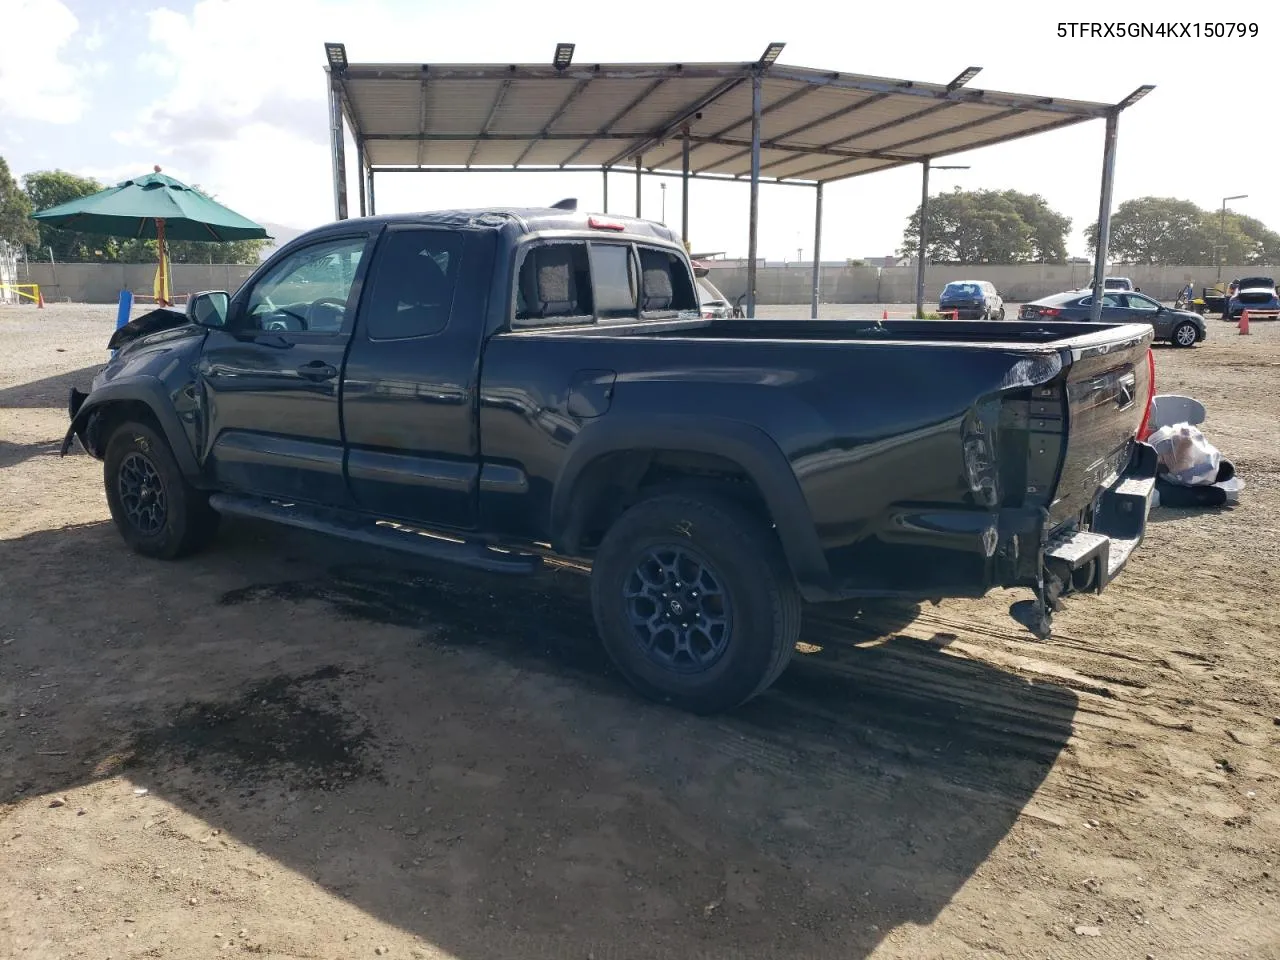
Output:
[[590, 493, 800, 714], [1171, 321, 1198, 348], [103, 421, 219, 559]]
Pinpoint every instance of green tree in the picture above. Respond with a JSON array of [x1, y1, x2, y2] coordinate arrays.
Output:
[[1232, 214, 1280, 264], [23, 169, 108, 261], [0, 156, 38, 248], [1086, 197, 1280, 265], [899, 188, 1071, 264], [999, 190, 1071, 263]]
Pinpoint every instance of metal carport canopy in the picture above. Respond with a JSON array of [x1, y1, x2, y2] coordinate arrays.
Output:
[[323, 45, 1154, 319]]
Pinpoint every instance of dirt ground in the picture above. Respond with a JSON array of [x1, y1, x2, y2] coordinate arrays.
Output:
[[2, 303, 1278, 960]]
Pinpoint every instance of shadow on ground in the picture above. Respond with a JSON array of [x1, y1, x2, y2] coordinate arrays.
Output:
[[0, 364, 101, 409], [0, 518, 1078, 959]]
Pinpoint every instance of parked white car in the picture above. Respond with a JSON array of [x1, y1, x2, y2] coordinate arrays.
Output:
[[696, 276, 730, 319]]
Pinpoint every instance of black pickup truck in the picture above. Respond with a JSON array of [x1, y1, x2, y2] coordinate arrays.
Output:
[[64, 206, 1159, 713]]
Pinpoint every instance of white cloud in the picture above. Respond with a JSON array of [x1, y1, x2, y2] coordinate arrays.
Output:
[[0, 0, 85, 123]]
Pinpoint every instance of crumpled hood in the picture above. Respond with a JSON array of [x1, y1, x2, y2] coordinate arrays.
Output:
[[107, 306, 191, 351]]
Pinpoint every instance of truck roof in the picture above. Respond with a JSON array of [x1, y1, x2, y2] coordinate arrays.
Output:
[[300, 207, 684, 248]]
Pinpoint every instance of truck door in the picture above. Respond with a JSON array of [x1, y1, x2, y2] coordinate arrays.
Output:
[[341, 225, 493, 529], [198, 233, 371, 505]]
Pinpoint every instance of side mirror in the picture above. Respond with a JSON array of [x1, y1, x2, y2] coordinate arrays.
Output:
[[187, 290, 230, 328], [1134, 286, 1142, 292]]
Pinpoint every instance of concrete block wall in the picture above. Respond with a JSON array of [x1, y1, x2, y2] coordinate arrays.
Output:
[[705, 263, 1273, 305], [11, 261, 1273, 306], [21, 263, 257, 304]]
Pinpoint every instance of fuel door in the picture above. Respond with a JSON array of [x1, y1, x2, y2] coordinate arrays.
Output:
[[567, 369, 617, 419]]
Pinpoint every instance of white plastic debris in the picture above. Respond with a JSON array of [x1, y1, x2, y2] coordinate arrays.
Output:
[[1148, 423, 1221, 487]]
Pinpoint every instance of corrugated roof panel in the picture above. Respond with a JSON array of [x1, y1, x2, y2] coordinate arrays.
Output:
[[679, 142, 744, 174], [600, 76, 732, 136], [514, 140, 585, 166], [424, 79, 506, 135], [365, 140, 421, 166], [554, 78, 669, 134], [845, 101, 1009, 152], [569, 137, 645, 167], [348, 80, 422, 136], [763, 96, 932, 149], [466, 139, 528, 166], [486, 81, 577, 135], [898, 110, 1072, 155], [419, 140, 476, 165], [805, 157, 909, 181], [346, 59, 1129, 183]]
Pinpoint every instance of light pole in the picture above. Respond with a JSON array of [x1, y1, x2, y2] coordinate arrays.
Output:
[[660, 182, 666, 224], [1218, 194, 1247, 281], [915, 164, 970, 318]]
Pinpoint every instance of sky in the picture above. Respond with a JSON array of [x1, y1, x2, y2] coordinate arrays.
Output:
[[0, 0, 1274, 261]]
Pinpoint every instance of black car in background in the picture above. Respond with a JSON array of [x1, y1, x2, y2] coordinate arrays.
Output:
[[1020, 290, 1205, 347], [938, 279, 1005, 320]]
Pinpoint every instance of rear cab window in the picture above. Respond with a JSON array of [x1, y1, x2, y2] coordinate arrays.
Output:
[[511, 236, 698, 329], [361, 227, 464, 340]]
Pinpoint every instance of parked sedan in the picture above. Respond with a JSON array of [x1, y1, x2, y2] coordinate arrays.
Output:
[[696, 276, 730, 319], [1020, 290, 1206, 348], [938, 280, 1005, 320], [1224, 276, 1279, 320]]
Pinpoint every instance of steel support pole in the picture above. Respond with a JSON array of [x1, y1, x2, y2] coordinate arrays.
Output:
[[915, 160, 929, 319], [746, 71, 762, 319], [811, 183, 823, 319], [1089, 111, 1120, 322], [635, 156, 642, 217], [366, 168, 376, 216], [1217, 201, 1225, 282], [328, 75, 348, 221], [602, 167, 609, 213], [356, 139, 367, 217], [681, 130, 691, 246]]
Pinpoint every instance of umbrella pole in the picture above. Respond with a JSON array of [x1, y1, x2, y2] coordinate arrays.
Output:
[[153, 217, 172, 307]]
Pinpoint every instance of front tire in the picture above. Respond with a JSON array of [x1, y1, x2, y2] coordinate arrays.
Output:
[[1171, 321, 1199, 348], [103, 421, 219, 559], [590, 493, 801, 714]]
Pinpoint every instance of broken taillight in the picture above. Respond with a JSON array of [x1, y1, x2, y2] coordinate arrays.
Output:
[[1137, 347, 1156, 441]]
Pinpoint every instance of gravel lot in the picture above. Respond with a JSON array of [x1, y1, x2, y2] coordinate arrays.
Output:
[[2, 303, 1278, 959]]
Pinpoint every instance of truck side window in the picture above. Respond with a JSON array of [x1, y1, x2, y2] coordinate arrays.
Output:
[[637, 247, 697, 318], [363, 228, 463, 340], [589, 243, 637, 320], [514, 243, 593, 326], [243, 237, 366, 335]]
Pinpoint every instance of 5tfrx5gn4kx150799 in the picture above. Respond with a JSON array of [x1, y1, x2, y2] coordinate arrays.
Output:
[[66, 204, 1161, 714]]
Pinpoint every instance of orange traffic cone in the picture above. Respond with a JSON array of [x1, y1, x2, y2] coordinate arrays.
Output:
[[37, 289, 44, 309], [1239, 310, 1250, 335], [882, 308, 889, 319]]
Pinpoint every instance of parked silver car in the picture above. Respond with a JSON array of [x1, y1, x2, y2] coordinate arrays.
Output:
[[697, 276, 730, 319]]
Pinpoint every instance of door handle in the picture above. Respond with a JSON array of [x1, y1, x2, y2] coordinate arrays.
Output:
[[297, 361, 338, 381]]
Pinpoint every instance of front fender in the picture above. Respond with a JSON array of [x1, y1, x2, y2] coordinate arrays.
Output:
[[60, 377, 202, 480], [550, 414, 833, 597]]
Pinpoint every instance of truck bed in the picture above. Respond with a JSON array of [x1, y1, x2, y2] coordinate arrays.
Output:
[[511, 316, 1150, 352]]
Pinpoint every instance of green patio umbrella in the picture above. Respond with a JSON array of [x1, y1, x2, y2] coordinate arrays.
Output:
[[31, 166, 269, 305]]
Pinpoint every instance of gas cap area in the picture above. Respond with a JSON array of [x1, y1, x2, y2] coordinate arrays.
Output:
[[567, 369, 617, 419]]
